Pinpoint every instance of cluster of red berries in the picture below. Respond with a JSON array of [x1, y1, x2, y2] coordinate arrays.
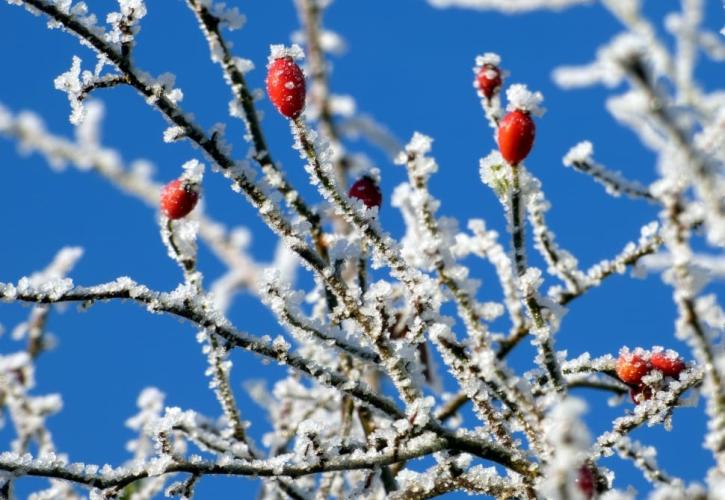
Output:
[[160, 179, 200, 220], [475, 61, 536, 166], [615, 347, 686, 404]]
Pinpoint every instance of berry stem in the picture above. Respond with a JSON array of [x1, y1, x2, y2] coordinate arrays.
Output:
[[165, 218, 198, 286], [509, 164, 566, 394], [510, 165, 526, 277], [295, 0, 349, 187]]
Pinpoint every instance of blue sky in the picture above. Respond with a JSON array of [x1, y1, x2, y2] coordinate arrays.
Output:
[[0, 0, 723, 498]]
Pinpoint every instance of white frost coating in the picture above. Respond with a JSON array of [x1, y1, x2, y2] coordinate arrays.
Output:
[[328, 94, 356, 117], [563, 141, 594, 165], [155, 72, 184, 105], [118, 0, 147, 19], [538, 398, 592, 500], [505, 84, 545, 116], [428, 0, 591, 13], [475, 52, 501, 67], [233, 57, 254, 74], [268, 44, 305, 64], [163, 125, 186, 143], [479, 151, 510, 201], [318, 29, 347, 55], [206, 1, 245, 30], [1, 0, 724, 497], [181, 158, 205, 185], [292, 29, 347, 55], [563, 141, 652, 199], [54, 56, 88, 125], [637, 252, 725, 285], [76, 99, 103, 146], [552, 33, 649, 89]]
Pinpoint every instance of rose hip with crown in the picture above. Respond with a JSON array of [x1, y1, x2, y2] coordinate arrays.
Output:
[[266, 57, 306, 119], [616, 350, 650, 385], [497, 109, 535, 165], [160, 179, 199, 220], [348, 176, 382, 209], [476, 64, 502, 100], [651, 350, 686, 378]]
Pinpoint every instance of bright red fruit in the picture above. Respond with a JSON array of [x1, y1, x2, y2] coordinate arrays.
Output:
[[160, 179, 199, 220], [576, 465, 596, 499], [497, 110, 536, 165], [616, 350, 651, 385], [348, 176, 382, 209], [651, 350, 686, 378], [476, 64, 502, 100], [266, 57, 306, 119]]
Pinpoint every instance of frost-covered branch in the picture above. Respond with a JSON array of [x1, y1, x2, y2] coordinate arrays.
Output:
[[0, 102, 275, 295], [2, 0, 723, 496], [551, 221, 663, 305], [0, 277, 530, 475], [563, 141, 656, 201], [592, 366, 703, 460], [183, 0, 325, 247]]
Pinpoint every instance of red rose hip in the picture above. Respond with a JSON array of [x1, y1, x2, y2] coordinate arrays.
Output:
[[266, 57, 306, 119], [348, 176, 382, 209], [616, 350, 651, 385], [651, 350, 686, 378], [476, 64, 502, 100], [498, 110, 536, 165], [160, 179, 199, 220], [576, 465, 596, 499]]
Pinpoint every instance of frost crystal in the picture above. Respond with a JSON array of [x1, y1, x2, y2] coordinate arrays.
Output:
[[268, 44, 305, 64], [54, 57, 87, 125], [505, 83, 545, 116]]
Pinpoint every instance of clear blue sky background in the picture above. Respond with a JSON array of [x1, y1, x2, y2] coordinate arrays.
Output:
[[0, 0, 722, 498]]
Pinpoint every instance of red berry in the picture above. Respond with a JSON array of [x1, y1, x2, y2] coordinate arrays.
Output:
[[616, 350, 651, 385], [160, 179, 199, 220], [651, 350, 686, 378], [476, 64, 502, 100], [576, 465, 596, 499], [266, 57, 306, 119], [497, 110, 536, 165], [629, 383, 653, 404], [348, 177, 382, 209]]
